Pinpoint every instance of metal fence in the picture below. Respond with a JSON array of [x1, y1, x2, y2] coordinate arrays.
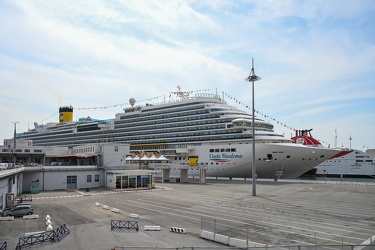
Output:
[[111, 220, 139, 231], [0, 241, 6, 250], [15, 224, 70, 250]]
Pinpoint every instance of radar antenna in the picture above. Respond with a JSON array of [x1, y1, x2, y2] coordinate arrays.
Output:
[[170, 85, 190, 100]]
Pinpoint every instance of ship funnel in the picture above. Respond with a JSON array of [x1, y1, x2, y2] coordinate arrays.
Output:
[[59, 106, 73, 124]]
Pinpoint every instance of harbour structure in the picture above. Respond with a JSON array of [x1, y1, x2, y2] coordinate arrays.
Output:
[[12, 86, 340, 179]]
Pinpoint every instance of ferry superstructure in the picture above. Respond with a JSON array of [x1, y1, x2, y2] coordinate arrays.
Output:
[[15, 88, 340, 178]]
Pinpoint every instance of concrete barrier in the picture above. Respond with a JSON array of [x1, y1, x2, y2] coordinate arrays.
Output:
[[95, 202, 100, 207], [102, 205, 109, 210], [144, 225, 161, 231], [200, 230, 214, 241], [25, 231, 45, 237], [46, 215, 51, 220], [129, 213, 139, 219], [111, 208, 120, 213], [215, 233, 229, 245], [23, 214, 39, 219], [170, 227, 186, 234], [46, 219, 52, 225], [228, 237, 247, 248], [47, 225, 53, 231], [0, 216, 14, 221]]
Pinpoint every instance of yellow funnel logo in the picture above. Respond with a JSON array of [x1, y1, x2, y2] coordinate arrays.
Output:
[[188, 156, 198, 166]]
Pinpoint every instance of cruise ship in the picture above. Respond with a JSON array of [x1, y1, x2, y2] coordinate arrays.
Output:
[[15, 87, 340, 179]]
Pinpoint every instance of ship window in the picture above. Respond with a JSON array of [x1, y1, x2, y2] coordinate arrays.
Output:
[[225, 148, 231, 152], [320, 155, 325, 158], [220, 149, 225, 152], [267, 154, 273, 160], [286, 155, 290, 158], [215, 149, 219, 152], [115, 146, 118, 152], [209, 149, 214, 152], [231, 148, 236, 152]]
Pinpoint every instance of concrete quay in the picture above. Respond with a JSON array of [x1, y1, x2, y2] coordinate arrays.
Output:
[[0, 178, 374, 249]]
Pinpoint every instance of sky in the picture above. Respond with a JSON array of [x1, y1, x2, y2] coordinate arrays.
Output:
[[0, 0, 374, 150]]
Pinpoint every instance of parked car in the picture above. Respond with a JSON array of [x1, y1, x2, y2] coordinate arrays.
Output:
[[1, 204, 34, 217], [0, 163, 8, 170], [2, 200, 32, 211]]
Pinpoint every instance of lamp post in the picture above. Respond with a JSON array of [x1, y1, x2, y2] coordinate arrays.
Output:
[[245, 58, 261, 196]]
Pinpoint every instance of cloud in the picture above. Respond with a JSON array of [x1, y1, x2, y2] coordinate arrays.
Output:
[[0, 0, 374, 150]]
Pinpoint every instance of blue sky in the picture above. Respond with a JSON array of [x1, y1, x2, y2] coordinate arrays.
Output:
[[0, 0, 374, 150]]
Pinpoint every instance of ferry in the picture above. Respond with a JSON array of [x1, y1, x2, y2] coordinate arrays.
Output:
[[313, 149, 375, 177], [15, 86, 340, 179]]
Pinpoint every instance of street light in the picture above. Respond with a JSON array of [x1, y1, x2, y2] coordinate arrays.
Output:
[[245, 58, 261, 196]]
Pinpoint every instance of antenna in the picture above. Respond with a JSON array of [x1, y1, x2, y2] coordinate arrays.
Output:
[[334, 128, 337, 148]]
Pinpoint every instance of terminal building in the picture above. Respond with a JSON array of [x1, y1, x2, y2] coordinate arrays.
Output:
[[0, 140, 163, 210]]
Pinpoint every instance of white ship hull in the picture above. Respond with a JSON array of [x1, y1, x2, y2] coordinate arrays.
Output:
[[314, 149, 375, 177], [151, 142, 339, 179]]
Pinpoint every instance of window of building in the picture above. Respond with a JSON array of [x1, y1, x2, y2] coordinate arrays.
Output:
[[95, 175, 99, 182], [87, 175, 92, 182]]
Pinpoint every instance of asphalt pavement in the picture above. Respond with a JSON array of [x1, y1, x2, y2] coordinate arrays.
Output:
[[1, 178, 375, 249]]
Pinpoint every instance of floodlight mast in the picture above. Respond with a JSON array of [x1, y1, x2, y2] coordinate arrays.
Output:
[[245, 58, 261, 196]]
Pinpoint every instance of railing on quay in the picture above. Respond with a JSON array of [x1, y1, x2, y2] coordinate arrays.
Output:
[[0, 241, 6, 250], [15, 224, 70, 250], [111, 220, 139, 231], [15, 195, 32, 203]]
